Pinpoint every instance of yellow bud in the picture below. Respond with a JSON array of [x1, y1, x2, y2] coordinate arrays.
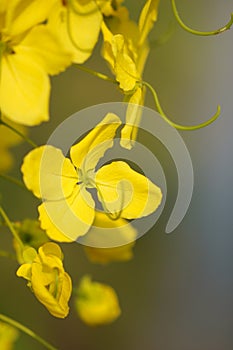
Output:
[[75, 276, 121, 326]]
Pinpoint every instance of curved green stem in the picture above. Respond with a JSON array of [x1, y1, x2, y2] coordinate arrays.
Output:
[[75, 64, 117, 84], [0, 119, 37, 148], [0, 206, 24, 249], [0, 314, 57, 350], [142, 81, 221, 130], [0, 173, 27, 190], [171, 0, 233, 36]]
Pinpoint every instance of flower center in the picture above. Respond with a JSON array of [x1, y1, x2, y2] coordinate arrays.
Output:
[[78, 168, 95, 188], [0, 40, 14, 57]]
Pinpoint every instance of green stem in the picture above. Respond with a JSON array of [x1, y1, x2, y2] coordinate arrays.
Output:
[[0, 206, 24, 249], [75, 64, 117, 84], [0, 119, 37, 148], [142, 81, 221, 131], [171, 0, 233, 36], [0, 314, 58, 350], [0, 173, 27, 190]]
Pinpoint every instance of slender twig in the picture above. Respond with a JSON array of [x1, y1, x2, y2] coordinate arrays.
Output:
[[0, 206, 24, 249], [142, 80, 221, 131], [0, 119, 37, 148], [171, 0, 233, 36], [75, 64, 117, 84]]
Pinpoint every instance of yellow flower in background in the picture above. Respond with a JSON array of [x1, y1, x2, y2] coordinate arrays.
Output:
[[0, 0, 72, 126], [47, 0, 102, 64], [13, 219, 49, 264], [16, 243, 72, 318], [0, 321, 19, 350], [21, 113, 162, 243], [0, 117, 26, 172], [101, 0, 160, 149], [83, 211, 136, 264], [75, 275, 121, 326]]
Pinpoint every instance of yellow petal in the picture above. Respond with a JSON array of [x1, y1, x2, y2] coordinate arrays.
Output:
[[0, 52, 50, 126], [48, 1, 102, 64], [4, 0, 56, 37], [95, 161, 162, 219], [68, 0, 102, 55], [102, 23, 138, 92], [120, 86, 144, 150], [84, 242, 135, 264], [31, 266, 72, 318], [16, 263, 32, 280], [70, 113, 121, 171], [80, 211, 136, 248], [21, 145, 78, 199], [138, 0, 160, 46], [112, 34, 138, 91], [38, 186, 95, 242], [83, 211, 136, 262], [19, 25, 72, 75], [38, 242, 63, 260]]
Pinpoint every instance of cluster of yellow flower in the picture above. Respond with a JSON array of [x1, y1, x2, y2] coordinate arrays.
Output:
[[0, 0, 231, 348], [0, 0, 161, 338]]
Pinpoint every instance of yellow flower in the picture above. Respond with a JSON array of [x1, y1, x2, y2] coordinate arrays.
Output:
[[0, 321, 19, 350], [21, 113, 162, 242], [16, 242, 72, 318], [0, 117, 26, 172], [75, 275, 121, 326], [13, 219, 49, 264], [101, 0, 160, 149], [83, 211, 136, 264], [47, 0, 103, 64], [0, 0, 72, 125]]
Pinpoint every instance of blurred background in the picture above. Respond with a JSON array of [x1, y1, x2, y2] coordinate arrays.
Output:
[[0, 0, 233, 349]]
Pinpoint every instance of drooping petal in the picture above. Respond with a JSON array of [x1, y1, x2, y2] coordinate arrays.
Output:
[[21, 145, 78, 200], [112, 34, 138, 91], [31, 263, 72, 318], [95, 161, 162, 219], [79, 211, 136, 249], [138, 0, 160, 46], [38, 186, 95, 242], [101, 22, 138, 92], [83, 211, 136, 261], [120, 86, 144, 150], [70, 113, 121, 171], [4, 0, 56, 37], [19, 25, 72, 75], [0, 52, 50, 126]]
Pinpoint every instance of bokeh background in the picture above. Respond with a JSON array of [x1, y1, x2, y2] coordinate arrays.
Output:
[[0, 0, 233, 349]]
